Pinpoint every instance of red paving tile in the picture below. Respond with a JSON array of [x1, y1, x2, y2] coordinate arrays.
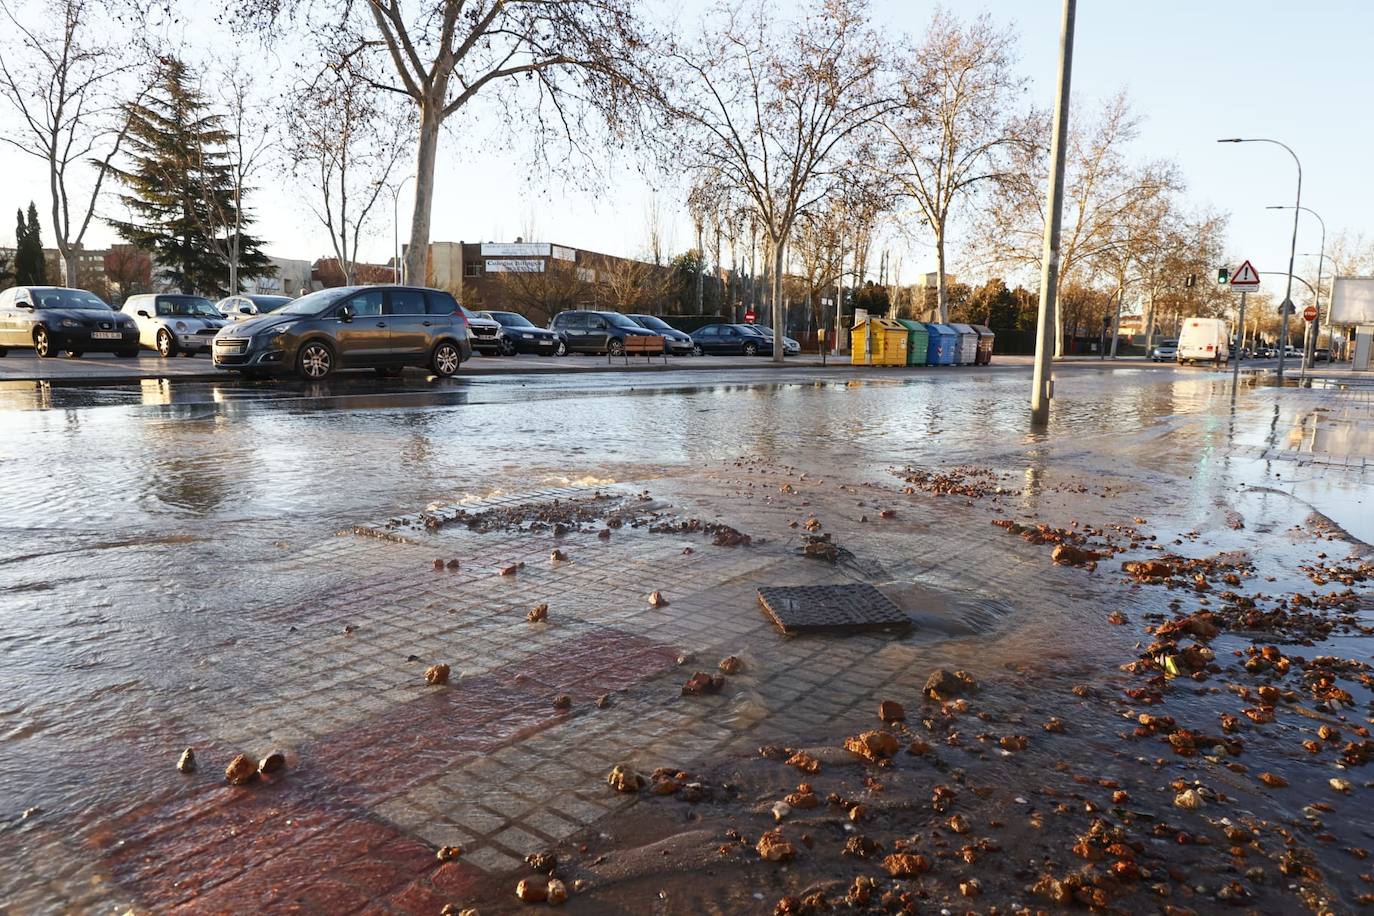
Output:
[[97, 625, 678, 911]]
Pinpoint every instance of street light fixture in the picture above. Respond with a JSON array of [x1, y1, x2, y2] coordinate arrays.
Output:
[[392, 174, 417, 284], [1267, 205, 1326, 371], [1217, 138, 1303, 383]]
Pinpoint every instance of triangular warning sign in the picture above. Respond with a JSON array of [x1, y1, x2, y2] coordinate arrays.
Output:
[[1230, 260, 1260, 286]]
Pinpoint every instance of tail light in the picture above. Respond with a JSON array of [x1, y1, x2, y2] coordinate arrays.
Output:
[[454, 309, 469, 328], [1206, 345, 1214, 351]]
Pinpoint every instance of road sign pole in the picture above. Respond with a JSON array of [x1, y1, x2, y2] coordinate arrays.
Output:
[[1233, 290, 1247, 389]]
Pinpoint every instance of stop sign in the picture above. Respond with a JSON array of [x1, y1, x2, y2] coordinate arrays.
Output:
[[744, 308, 756, 324], [1302, 304, 1317, 322]]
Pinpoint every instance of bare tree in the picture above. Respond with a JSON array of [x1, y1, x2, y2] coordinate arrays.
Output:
[[496, 261, 586, 326], [878, 10, 1026, 323], [665, 0, 897, 361], [977, 93, 1181, 356], [235, 0, 660, 287], [287, 61, 409, 286], [0, 0, 145, 286], [599, 257, 663, 313]]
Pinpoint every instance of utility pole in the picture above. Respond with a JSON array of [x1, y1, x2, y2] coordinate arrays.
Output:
[[1030, 0, 1076, 426], [1232, 290, 1247, 389]]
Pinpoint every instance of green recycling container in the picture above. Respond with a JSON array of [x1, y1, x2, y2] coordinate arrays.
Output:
[[895, 319, 929, 366]]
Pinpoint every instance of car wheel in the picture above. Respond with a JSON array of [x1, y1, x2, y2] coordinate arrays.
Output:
[[297, 340, 334, 380], [33, 326, 53, 358], [742, 341, 758, 356], [692, 344, 703, 356], [431, 341, 462, 377], [500, 338, 517, 357], [156, 329, 177, 358], [556, 340, 568, 356], [65, 350, 84, 359], [607, 338, 625, 357]]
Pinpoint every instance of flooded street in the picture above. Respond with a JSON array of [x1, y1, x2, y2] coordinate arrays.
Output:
[[0, 363, 1370, 914]]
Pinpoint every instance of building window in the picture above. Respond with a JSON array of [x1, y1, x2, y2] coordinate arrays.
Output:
[[464, 262, 482, 278]]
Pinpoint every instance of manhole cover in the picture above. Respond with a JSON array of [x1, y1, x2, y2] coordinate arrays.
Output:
[[757, 584, 912, 635]]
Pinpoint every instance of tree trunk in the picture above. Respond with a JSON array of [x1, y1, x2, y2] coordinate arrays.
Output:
[[403, 101, 442, 286], [62, 249, 78, 289], [934, 222, 950, 324], [771, 235, 786, 363], [1142, 290, 1156, 350]]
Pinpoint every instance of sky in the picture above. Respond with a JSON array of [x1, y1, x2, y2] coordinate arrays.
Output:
[[1, 1, 1369, 309]]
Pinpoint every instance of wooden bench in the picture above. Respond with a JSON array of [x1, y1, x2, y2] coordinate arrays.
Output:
[[612, 334, 667, 365]]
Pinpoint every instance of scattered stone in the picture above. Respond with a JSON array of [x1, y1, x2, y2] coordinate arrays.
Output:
[[999, 735, 1029, 752], [756, 829, 797, 862], [1330, 777, 1353, 793], [446, 559, 460, 569], [343, 624, 357, 634], [225, 754, 257, 785], [1258, 772, 1288, 788], [883, 852, 930, 877], [771, 801, 791, 821], [844, 730, 899, 763], [425, 663, 451, 686], [785, 750, 821, 774], [681, 547, 694, 555], [525, 851, 557, 872], [607, 764, 645, 793], [879, 509, 896, 519], [718, 655, 744, 675], [176, 748, 196, 774], [924, 668, 977, 700], [597, 529, 611, 540], [1107, 612, 1128, 625], [545, 878, 568, 906], [960, 878, 981, 898], [552, 694, 571, 710], [437, 845, 463, 861], [1043, 717, 1066, 733], [527, 603, 549, 623], [550, 549, 568, 562], [648, 590, 669, 608], [1051, 543, 1103, 569], [1174, 788, 1205, 810], [595, 694, 611, 709], [515, 877, 548, 903], [20, 807, 40, 819], [500, 564, 519, 576], [682, 671, 724, 696], [878, 700, 906, 723], [258, 751, 285, 775], [433, 558, 444, 571]]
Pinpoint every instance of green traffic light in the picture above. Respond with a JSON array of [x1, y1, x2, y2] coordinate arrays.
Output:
[[1217, 268, 1229, 285]]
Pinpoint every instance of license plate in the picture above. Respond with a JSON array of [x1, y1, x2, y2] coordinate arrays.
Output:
[[218, 344, 245, 355], [522, 333, 534, 339], [91, 331, 121, 340]]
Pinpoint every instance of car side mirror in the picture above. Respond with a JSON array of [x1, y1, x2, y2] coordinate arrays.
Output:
[[239, 307, 253, 315], [338, 305, 355, 322], [136, 310, 149, 318], [17, 302, 33, 310]]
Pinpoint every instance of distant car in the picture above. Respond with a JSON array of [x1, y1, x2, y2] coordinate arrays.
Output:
[[548, 309, 660, 356], [749, 324, 801, 356], [123, 293, 230, 357], [212, 285, 472, 380], [626, 313, 694, 355], [1150, 339, 1178, 362], [480, 310, 560, 355], [1314, 347, 1331, 362], [690, 323, 774, 356], [461, 307, 506, 355], [217, 294, 292, 321], [1283, 345, 1303, 359], [0, 285, 139, 358]]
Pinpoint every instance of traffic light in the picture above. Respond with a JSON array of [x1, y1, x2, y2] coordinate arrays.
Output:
[[1216, 267, 1229, 286]]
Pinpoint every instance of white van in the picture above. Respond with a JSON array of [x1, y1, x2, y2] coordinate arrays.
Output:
[[1177, 318, 1230, 365]]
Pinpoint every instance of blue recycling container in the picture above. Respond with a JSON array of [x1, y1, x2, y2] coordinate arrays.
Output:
[[923, 323, 959, 366]]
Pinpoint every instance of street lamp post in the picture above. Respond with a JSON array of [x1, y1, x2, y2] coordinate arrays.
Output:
[[1303, 251, 1339, 361], [392, 174, 416, 284], [1266, 205, 1325, 373], [1218, 138, 1302, 383]]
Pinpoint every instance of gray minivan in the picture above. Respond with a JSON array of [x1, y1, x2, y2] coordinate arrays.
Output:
[[212, 285, 473, 379]]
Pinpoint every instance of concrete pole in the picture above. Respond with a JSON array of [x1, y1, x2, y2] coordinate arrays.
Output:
[[1030, 0, 1076, 426], [1233, 290, 1247, 389]]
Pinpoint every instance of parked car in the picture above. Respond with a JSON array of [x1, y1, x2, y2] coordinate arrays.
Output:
[[212, 285, 472, 380], [1150, 339, 1178, 362], [1314, 347, 1331, 362], [690, 323, 775, 356], [122, 294, 229, 357], [463, 308, 506, 355], [749, 324, 802, 356], [479, 310, 561, 355], [0, 286, 139, 358], [1283, 345, 1303, 359], [548, 309, 660, 356], [217, 294, 293, 321], [625, 313, 695, 355], [1177, 318, 1230, 365]]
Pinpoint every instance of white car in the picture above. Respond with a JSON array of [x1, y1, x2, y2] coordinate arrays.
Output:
[[216, 294, 292, 322], [121, 293, 230, 357]]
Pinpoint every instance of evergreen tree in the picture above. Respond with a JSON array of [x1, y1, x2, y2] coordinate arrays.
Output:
[[15, 203, 48, 285], [107, 57, 271, 296]]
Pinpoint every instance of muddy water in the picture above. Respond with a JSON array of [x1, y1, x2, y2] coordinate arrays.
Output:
[[0, 365, 1368, 913]]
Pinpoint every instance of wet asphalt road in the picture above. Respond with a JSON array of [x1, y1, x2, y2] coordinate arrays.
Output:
[[0, 362, 1370, 912]]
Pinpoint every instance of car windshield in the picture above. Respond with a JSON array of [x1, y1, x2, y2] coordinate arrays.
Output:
[[739, 325, 770, 336], [602, 313, 640, 329], [280, 288, 349, 317], [1160, 340, 1178, 347], [157, 297, 220, 317], [630, 315, 673, 331], [250, 296, 291, 311], [486, 311, 535, 328], [31, 288, 109, 310]]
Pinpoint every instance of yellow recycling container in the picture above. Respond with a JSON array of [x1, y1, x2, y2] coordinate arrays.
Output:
[[850, 318, 909, 366]]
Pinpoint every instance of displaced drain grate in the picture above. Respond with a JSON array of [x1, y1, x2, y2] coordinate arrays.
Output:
[[757, 584, 912, 635]]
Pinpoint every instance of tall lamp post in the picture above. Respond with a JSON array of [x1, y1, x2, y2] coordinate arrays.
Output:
[[1303, 251, 1339, 361], [1267, 205, 1325, 371], [392, 174, 416, 284], [1218, 138, 1302, 383]]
